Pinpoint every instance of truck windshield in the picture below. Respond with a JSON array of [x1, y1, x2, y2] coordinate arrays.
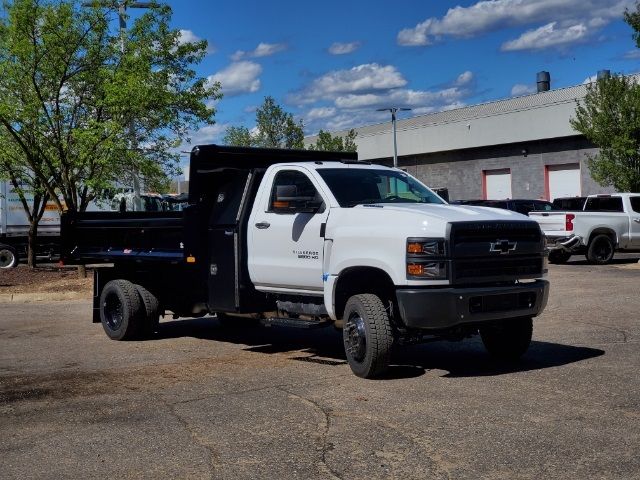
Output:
[[317, 168, 445, 207]]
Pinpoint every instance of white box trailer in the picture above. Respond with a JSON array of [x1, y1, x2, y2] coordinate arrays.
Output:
[[0, 180, 62, 268]]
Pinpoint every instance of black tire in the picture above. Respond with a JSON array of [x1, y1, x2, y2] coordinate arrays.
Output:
[[0, 244, 18, 269], [343, 294, 394, 379], [586, 234, 615, 264], [99, 279, 144, 340], [135, 284, 160, 336], [548, 249, 571, 264], [480, 317, 533, 361]]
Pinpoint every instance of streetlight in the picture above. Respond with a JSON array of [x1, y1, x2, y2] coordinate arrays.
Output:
[[82, 1, 153, 211], [376, 107, 412, 168]]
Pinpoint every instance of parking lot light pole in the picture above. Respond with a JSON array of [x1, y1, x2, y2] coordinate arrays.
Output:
[[376, 107, 412, 168]]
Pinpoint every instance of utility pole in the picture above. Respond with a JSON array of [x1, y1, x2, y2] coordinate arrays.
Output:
[[376, 107, 412, 168], [83, 1, 152, 211]]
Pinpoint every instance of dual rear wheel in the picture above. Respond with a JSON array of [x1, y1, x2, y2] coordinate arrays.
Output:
[[100, 280, 160, 340]]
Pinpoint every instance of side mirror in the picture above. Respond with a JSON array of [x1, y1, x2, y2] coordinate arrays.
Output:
[[273, 185, 324, 213]]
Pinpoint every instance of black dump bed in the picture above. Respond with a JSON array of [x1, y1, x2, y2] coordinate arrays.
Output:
[[61, 211, 184, 264]]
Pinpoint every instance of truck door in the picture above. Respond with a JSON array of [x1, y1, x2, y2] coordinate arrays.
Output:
[[248, 167, 329, 293], [207, 169, 251, 311]]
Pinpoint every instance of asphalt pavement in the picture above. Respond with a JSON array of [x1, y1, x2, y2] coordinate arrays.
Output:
[[1, 257, 639, 479]]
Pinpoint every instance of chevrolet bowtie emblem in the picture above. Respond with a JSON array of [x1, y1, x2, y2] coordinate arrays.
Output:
[[490, 239, 517, 254]]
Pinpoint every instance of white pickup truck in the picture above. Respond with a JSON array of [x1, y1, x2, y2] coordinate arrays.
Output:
[[529, 193, 640, 264], [62, 145, 550, 378]]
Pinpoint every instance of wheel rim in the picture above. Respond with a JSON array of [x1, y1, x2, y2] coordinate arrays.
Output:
[[103, 292, 124, 331], [0, 249, 15, 268], [345, 312, 367, 362], [594, 239, 612, 261]]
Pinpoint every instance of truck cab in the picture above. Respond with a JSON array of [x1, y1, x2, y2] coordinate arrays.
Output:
[[63, 145, 549, 378]]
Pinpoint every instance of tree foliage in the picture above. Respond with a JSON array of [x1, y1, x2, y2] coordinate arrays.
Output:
[[625, 1, 640, 48], [308, 129, 358, 152], [223, 125, 255, 147], [571, 74, 640, 192], [0, 0, 220, 215], [223, 96, 304, 149]]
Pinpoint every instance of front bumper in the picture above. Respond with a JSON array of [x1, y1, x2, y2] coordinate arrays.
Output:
[[396, 280, 549, 330]]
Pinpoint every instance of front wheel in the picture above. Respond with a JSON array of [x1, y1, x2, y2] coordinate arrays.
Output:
[[0, 244, 18, 269], [586, 234, 614, 264], [480, 317, 532, 361], [343, 294, 394, 379]]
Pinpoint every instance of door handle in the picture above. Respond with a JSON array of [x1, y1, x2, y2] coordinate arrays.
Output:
[[255, 221, 271, 229], [634, 218, 640, 223]]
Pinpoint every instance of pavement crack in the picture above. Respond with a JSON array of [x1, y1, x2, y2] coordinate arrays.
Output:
[[571, 320, 630, 343], [277, 387, 343, 480], [339, 412, 455, 480], [159, 395, 220, 480], [167, 374, 349, 407]]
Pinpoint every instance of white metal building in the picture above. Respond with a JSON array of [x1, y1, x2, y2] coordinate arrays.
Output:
[[305, 77, 620, 202]]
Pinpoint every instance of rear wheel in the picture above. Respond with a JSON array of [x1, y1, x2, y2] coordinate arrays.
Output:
[[100, 280, 143, 340], [586, 234, 614, 264], [480, 317, 532, 361], [135, 284, 160, 336], [343, 294, 394, 379], [0, 244, 18, 269], [548, 249, 571, 264]]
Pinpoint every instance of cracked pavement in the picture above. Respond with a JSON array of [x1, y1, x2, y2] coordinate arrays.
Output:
[[1, 258, 639, 479]]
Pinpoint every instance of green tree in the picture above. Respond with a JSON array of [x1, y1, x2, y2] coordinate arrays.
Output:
[[0, 132, 52, 267], [223, 126, 255, 147], [308, 129, 358, 152], [223, 96, 304, 149], [624, 1, 640, 47], [571, 74, 640, 192], [0, 0, 219, 266]]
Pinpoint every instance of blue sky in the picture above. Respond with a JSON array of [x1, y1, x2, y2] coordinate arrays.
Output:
[[163, 0, 640, 149]]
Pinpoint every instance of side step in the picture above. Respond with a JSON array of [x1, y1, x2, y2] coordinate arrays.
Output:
[[260, 317, 331, 329]]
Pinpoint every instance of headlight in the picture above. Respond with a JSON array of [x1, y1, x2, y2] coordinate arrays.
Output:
[[406, 238, 445, 256], [406, 238, 447, 280]]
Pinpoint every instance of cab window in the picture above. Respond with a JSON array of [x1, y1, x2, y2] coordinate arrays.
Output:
[[268, 170, 321, 213]]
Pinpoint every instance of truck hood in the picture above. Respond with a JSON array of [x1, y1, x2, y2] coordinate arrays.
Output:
[[364, 203, 528, 222], [326, 203, 533, 244]]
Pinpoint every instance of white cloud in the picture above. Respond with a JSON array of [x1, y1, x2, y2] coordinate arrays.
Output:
[[178, 29, 215, 54], [178, 29, 201, 45], [623, 49, 640, 59], [501, 22, 588, 51], [231, 42, 287, 61], [307, 107, 337, 120], [511, 83, 537, 96], [455, 71, 474, 86], [328, 41, 361, 55], [208, 61, 262, 96], [189, 124, 228, 145], [290, 63, 407, 105], [334, 87, 466, 110], [299, 68, 476, 134], [397, 0, 633, 49]]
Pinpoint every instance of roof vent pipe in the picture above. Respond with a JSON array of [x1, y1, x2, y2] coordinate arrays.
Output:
[[536, 71, 551, 92], [597, 70, 611, 80]]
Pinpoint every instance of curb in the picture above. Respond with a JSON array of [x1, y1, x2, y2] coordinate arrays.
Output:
[[0, 292, 90, 303]]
